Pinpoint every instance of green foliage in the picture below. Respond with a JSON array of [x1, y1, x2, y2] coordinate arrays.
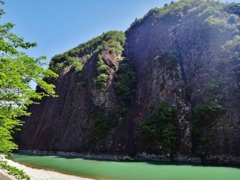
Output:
[[203, 78, 224, 94], [126, 0, 204, 32], [126, 0, 238, 35], [115, 107, 128, 116], [94, 73, 109, 87], [49, 54, 81, 73], [96, 55, 109, 73], [191, 99, 225, 157], [222, 35, 240, 60], [224, 2, 240, 16], [222, 35, 240, 85], [91, 109, 117, 142], [183, 1, 229, 42], [49, 53, 84, 83], [227, 14, 238, 24], [203, 15, 228, 32], [94, 55, 109, 87], [154, 51, 180, 71], [49, 31, 125, 87], [0, 159, 30, 180], [140, 102, 177, 158], [156, 0, 194, 19], [109, 40, 124, 55], [68, 31, 125, 57], [192, 99, 224, 127], [197, 3, 222, 20], [114, 58, 137, 101], [162, 123, 177, 151], [0, 3, 58, 154]]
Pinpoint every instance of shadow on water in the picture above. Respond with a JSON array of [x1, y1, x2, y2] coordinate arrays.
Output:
[[145, 160, 240, 169]]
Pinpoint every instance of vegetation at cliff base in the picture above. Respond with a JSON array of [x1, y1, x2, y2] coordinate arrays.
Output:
[[140, 102, 177, 160], [91, 109, 117, 142], [0, 2, 58, 154], [191, 99, 225, 159]]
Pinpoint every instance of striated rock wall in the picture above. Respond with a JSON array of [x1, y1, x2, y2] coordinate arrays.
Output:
[[18, 48, 130, 154]]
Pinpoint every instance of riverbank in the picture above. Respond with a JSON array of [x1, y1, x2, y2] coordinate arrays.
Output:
[[19, 150, 240, 165], [0, 155, 93, 180]]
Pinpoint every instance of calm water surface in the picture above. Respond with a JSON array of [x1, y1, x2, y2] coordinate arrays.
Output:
[[11, 153, 240, 180]]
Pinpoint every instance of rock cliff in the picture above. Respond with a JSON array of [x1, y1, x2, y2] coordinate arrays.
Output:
[[17, 0, 240, 163]]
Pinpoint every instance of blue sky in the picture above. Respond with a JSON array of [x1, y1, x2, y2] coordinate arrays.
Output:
[[1, 0, 171, 64], [1, 0, 239, 66]]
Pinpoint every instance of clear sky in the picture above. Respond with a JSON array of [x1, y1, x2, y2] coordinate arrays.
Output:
[[1, 0, 171, 64], [1, 0, 239, 66]]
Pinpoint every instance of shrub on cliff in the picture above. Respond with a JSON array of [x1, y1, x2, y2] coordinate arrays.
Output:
[[49, 31, 125, 88], [114, 58, 137, 102], [94, 55, 109, 87]]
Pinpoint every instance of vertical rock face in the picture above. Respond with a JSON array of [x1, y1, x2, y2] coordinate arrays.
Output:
[[125, 14, 192, 155], [18, 31, 130, 154], [17, 0, 240, 161]]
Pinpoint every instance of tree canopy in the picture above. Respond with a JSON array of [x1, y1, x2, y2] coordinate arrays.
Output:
[[0, 1, 58, 154]]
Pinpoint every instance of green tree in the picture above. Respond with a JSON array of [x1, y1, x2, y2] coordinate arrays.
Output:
[[140, 102, 177, 160], [191, 99, 225, 160], [0, 2, 58, 154]]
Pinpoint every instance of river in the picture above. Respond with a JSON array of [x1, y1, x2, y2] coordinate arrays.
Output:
[[10, 153, 240, 180]]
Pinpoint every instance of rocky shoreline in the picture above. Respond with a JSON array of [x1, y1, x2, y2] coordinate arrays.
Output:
[[19, 150, 240, 165]]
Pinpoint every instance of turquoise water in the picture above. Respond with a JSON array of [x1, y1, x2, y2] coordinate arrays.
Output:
[[10, 153, 240, 180]]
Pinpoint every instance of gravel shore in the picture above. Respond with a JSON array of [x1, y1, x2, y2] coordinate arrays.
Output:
[[0, 155, 94, 180]]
